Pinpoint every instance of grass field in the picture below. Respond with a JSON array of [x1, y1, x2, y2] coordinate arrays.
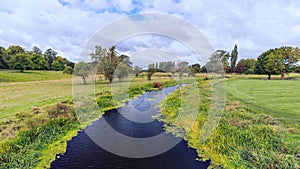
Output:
[[1, 70, 299, 168], [0, 70, 72, 82], [160, 76, 300, 168], [227, 79, 300, 129]]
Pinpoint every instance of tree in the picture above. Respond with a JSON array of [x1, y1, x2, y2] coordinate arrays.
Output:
[[44, 48, 57, 69], [255, 47, 300, 79], [97, 46, 119, 84], [7, 45, 25, 56], [235, 59, 256, 74], [115, 64, 130, 81], [119, 54, 132, 68], [177, 61, 188, 79], [52, 61, 63, 71], [0, 46, 9, 69], [147, 63, 157, 80], [230, 44, 238, 72], [255, 49, 278, 79], [272, 46, 300, 79], [133, 65, 142, 77], [74, 62, 90, 84], [31, 46, 42, 55], [188, 64, 201, 77], [10, 54, 32, 72], [205, 50, 229, 76], [63, 66, 74, 74], [30, 53, 48, 70]]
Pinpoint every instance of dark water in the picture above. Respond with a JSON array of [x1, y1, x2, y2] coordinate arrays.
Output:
[[51, 86, 210, 169]]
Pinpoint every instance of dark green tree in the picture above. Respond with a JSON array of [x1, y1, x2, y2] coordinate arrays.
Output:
[[230, 44, 238, 72], [0, 46, 9, 69], [44, 48, 57, 69], [10, 54, 32, 72], [30, 53, 48, 70]]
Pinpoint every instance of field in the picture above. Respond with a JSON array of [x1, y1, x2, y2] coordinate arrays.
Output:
[[227, 79, 300, 129], [1, 70, 300, 168], [160, 75, 300, 168], [0, 70, 180, 168]]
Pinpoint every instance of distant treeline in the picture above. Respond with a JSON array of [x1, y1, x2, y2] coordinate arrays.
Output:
[[0, 45, 74, 72]]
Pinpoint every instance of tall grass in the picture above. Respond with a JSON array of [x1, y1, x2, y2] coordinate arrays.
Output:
[[160, 78, 300, 168]]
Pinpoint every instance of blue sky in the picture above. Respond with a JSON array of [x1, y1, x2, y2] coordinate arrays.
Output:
[[0, 0, 300, 65]]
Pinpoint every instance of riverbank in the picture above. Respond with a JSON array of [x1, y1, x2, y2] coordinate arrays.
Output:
[[0, 76, 180, 168], [159, 78, 300, 168]]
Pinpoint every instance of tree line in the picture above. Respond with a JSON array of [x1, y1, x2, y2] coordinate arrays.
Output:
[[0, 45, 74, 72]]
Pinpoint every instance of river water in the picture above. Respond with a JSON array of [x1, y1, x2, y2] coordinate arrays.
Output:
[[51, 86, 210, 169]]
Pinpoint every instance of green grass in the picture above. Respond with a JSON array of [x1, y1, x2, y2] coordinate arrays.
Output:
[[226, 79, 300, 129], [0, 70, 181, 169], [0, 70, 72, 82], [160, 77, 300, 168]]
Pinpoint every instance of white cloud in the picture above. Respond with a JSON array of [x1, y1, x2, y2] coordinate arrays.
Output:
[[0, 0, 299, 63]]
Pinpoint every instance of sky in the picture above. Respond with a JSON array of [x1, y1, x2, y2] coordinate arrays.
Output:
[[0, 0, 300, 66]]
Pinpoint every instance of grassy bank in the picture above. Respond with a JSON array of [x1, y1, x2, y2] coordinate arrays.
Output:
[[0, 70, 180, 168], [160, 77, 300, 168]]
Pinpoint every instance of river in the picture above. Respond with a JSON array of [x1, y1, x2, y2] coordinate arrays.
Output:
[[51, 86, 210, 169]]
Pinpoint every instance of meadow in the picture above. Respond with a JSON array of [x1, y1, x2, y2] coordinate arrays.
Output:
[[160, 74, 300, 168], [1, 70, 299, 168], [0, 70, 179, 168]]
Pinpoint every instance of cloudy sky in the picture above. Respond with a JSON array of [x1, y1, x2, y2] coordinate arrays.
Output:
[[0, 0, 299, 66]]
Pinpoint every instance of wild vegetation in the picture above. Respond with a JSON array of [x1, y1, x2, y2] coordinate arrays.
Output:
[[1, 43, 300, 168], [160, 76, 300, 168]]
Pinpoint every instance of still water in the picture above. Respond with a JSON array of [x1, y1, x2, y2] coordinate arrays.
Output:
[[51, 86, 210, 169]]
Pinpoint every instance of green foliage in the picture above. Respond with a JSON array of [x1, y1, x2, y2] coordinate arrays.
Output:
[[7, 45, 25, 56], [44, 48, 57, 69], [9, 53, 32, 72], [74, 62, 90, 84], [30, 53, 48, 70], [115, 63, 130, 81], [63, 66, 74, 74], [0, 46, 9, 69], [235, 59, 256, 74], [230, 44, 238, 71], [255, 46, 300, 79], [177, 61, 189, 79], [205, 50, 229, 76], [147, 63, 157, 80], [133, 65, 142, 77]]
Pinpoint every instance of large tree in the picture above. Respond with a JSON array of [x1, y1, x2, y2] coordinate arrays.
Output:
[[255, 47, 300, 79], [133, 65, 142, 77], [44, 48, 57, 69], [30, 53, 48, 70], [147, 63, 157, 80], [74, 62, 90, 84], [115, 63, 130, 81], [0, 46, 9, 69], [177, 61, 189, 79], [230, 44, 238, 72], [235, 58, 256, 74], [205, 50, 229, 76], [97, 46, 119, 84], [10, 54, 32, 72], [7, 45, 25, 56], [255, 49, 278, 79]]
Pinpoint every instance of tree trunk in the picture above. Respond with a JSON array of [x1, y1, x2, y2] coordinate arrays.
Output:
[[268, 73, 271, 80], [20, 69, 24, 73], [281, 70, 285, 80], [109, 78, 113, 88], [82, 76, 87, 85]]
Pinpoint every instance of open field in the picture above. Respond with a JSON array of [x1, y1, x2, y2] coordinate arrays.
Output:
[[227, 79, 300, 129], [1, 70, 300, 168], [160, 76, 300, 168], [0, 70, 72, 82]]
